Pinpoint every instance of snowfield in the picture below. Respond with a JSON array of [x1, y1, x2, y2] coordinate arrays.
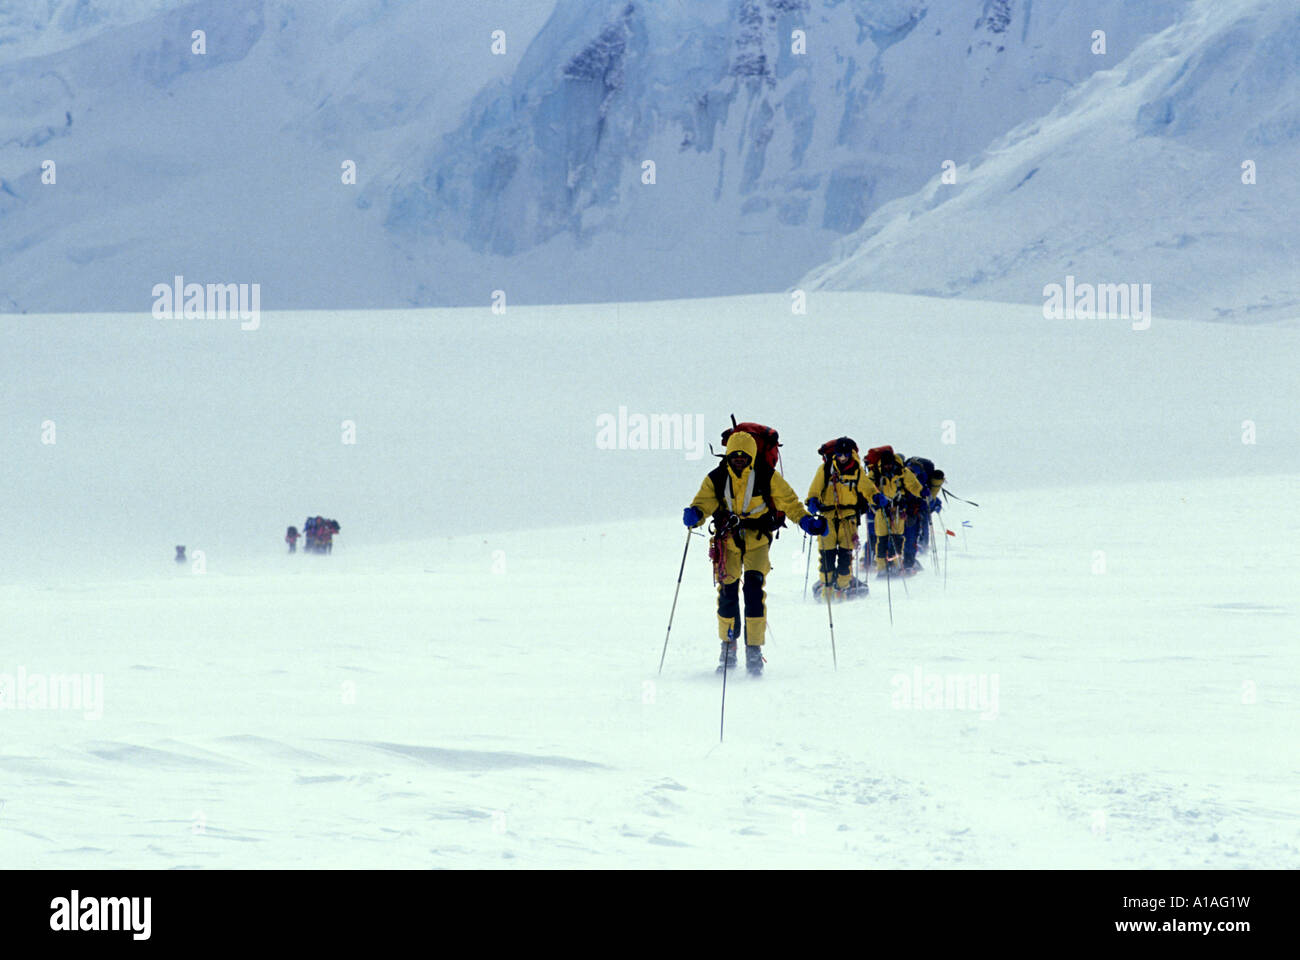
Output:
[[1, 474, 1297, 868], [2, 292, 1297, 868]]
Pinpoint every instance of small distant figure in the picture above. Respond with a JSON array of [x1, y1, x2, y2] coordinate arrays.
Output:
[[175, 545, 187, 564], [300, 516, 340, 554], [286, 526, 300, 553], [321, 519, 340, 554]]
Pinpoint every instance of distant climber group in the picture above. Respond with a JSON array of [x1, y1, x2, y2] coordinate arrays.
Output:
[[682, 419, 952, 676], [171, 519, 341, 565], [287, 517, 340, 554]]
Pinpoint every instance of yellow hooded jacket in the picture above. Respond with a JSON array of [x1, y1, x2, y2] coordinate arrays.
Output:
[[868, 451, 925, 502], [864, 451, 924, 539], [688, 431, 809, 540], [806, 452, 880, 519]]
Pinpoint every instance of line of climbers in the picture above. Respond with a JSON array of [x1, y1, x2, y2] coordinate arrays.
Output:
[[681, 421, 946, 676], [285, 517, 340, 554], [807, 437, 945, 597]]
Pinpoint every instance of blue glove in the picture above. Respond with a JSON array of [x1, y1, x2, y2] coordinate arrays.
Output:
[[683, 506, 703, 527], [930, 499, 942, 513], [805, 497, 821, 515], [800, 515, 828, 537], [873, 493, 889, 510]]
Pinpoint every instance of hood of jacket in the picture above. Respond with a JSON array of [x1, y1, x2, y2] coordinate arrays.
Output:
[[724, 431, 759, 482]]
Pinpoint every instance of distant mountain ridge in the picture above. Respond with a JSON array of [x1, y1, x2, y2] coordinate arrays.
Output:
[[7, 0, 1275, 315], [378, 0, 1189, 304], [803, 0, 1300, 323]]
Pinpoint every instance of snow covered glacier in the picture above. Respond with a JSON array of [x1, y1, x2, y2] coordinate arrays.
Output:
[[1, 0, 1204, 311], [804, 0, 1300, 323], [380, 0, 1195, 304]]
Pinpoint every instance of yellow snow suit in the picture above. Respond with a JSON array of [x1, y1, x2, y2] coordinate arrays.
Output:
[[806, 454, 879, 587], [688, 431, 808, 644], [868, 453, 924, 571]]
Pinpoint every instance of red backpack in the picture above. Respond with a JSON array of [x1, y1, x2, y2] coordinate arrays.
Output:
[[720, 417, 782, 471], [818, 437, 858, 459], [714, 416, 786, 536], [865, 445, 895, 468], [818, 437, 859, 487]]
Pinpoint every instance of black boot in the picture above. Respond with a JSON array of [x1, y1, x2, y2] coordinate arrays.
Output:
[[716, 639, 737, 673], [745, 644, 764, 677]]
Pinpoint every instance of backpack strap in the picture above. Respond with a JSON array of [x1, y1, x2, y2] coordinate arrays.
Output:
[[712, 463, 785, 540], [708, 463, 731, 525], [755, 464, 785, 539]]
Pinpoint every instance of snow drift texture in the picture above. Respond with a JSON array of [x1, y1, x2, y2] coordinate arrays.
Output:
[[7, 0, 1294, 318]]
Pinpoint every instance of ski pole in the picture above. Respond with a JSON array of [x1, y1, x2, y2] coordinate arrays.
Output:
[[850, 522, 858, 588], [802, 532, 812, 600], [941, 488, 979, 508], [929, 513, 941, 578], [720, 623, 733, 742], [894, 507, 909, 598], [824, 566, 838, 670], [822, 534, 838, 671], [658, 527, 694, 674], [884, 507, 895, 626], [944, 516, 950, 589], [824, 461, 842, 669]]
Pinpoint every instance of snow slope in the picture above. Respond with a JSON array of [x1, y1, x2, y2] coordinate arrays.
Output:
[[0, 0, 185, 66], [2, 475, 1297, 868], [4, 290, 1298, 578], [380, 0, 1189, 305], [804, 0, 1300, 323], [2, 291, 1298, 867], [0, 0, 556, 312]]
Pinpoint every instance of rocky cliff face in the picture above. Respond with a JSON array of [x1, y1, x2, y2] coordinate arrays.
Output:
[[379, 0, 1187, 303]]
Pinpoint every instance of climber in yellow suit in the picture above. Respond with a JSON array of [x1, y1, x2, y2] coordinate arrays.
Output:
[[683, 431, 825, 675], [805, 437, 885, 598], [864, 445, 925, 574]]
